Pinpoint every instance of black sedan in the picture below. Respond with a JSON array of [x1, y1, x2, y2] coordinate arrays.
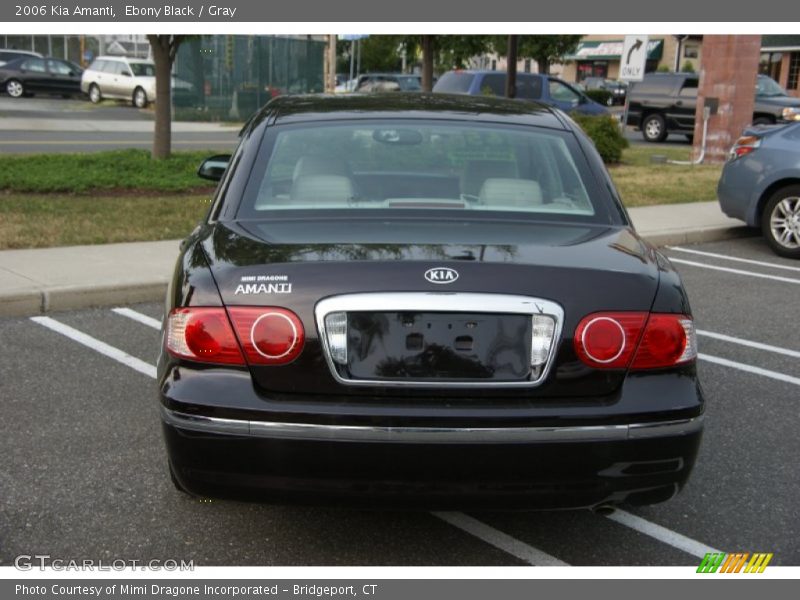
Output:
[[0, 56, 83, 98], [159, 94, 703, 510]]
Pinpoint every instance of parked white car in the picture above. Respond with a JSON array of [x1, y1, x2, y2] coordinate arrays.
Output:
[[80, 56, 194, 108], [81, 56, 156, 107]]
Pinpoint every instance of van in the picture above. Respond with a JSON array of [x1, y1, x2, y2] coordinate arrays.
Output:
[[433, 70, 609, 116]]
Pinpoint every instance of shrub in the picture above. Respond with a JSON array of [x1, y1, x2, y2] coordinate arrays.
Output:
[[681, 60, 695, 73], [657, 64, 671, 73], [584, 89, 612, 106], [571, 114, 629, 164]]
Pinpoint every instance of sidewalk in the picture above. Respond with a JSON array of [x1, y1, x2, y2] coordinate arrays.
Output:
[[0, 202, 751, 317]]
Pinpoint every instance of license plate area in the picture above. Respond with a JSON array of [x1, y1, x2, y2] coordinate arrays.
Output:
[[345, 312, 532, 382]]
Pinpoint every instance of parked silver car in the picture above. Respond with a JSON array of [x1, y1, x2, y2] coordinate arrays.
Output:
[[717, 122, 800, 258], [81, 56, 157, 107]]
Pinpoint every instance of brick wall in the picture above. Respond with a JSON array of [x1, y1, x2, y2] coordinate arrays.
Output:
[[694, 35, 762, 163]]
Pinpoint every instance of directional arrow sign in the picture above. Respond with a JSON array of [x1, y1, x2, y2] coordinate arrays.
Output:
[[620, 35, 649, 82]]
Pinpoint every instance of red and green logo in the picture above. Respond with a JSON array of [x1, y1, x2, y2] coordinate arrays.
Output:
[[697, 552, 773, 573]]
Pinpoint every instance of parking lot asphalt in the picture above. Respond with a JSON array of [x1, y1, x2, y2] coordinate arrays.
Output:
[[1, 236, 798, 567]]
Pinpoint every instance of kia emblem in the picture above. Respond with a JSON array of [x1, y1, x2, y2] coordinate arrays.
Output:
[[424, 267, 459, 284]]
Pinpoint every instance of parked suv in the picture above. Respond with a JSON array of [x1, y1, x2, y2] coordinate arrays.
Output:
[[583, 77, 628, 106], [627, 73, 800, 142], [434, 70, 609, 115]]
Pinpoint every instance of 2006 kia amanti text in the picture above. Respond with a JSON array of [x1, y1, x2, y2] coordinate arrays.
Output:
[[158, 94, 703, 509]]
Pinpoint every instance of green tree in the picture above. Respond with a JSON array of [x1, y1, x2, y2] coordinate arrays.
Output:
[[491, 35, 582, 75], [403, 35, 492, 91]]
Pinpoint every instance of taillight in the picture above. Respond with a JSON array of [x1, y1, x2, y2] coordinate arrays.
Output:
[[574, 312, 648, 369], [729, 135, 761, 160], [630, 314, 697, 369], [227, 307, 305, 365], [574, 312, 697, 370], [166, 308, 245, 365]]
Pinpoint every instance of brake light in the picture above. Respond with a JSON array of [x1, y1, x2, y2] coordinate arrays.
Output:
[[630, 314, 697, 369], [574, 312, 648, 369], [166, 308, 245, 365], [729, 135, 761, 160], [227, 307, 305, 365], [574, 312, 697, 370]]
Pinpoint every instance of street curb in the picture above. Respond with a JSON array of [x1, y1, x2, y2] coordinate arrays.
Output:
[[0, 281, 168, 318], [642, 224, 756, 248], [0, 225, 756, 319]]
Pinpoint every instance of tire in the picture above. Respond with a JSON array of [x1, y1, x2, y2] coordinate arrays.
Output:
[[752, 116, 773, 126], [5, 79, 24, 98], [88, 83, 101, 104], [642, 113, 668, 143], [132, 87, 148, 108], [761, 184, 800, 259]]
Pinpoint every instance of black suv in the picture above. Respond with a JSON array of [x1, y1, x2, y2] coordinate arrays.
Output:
[[627, 73, 800, 142]]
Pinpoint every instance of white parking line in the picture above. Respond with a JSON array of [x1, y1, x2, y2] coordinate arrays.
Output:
[[111, 307, 162, 330], [30, 316, 157, 379], [698, 330, 800, 359], [668, 257, 800, 285], [699, 353, 800, 386], [606, 510, 720, 559], [432, 512, 569, 566], [33, 312, 736, 564], [667, 246, 800, 273]]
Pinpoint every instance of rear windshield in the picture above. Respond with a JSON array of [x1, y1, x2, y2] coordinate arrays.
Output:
[[433, 72, 475, 94], [236, 120, 613, 225]]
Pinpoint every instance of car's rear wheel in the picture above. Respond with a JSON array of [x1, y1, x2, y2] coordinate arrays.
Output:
[[642, 114, 667, 143], [762, 185, 800, 258], [5, 79, 24, 98], [132, 87, 148, 108], [88, 83, 101, 104]]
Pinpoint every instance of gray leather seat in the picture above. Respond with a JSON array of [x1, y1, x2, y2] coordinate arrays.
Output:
[[290, 175, 355, 203], [460, 159, 519, 197], [478, 178, 543, 208], [292, 156, 352, 181]]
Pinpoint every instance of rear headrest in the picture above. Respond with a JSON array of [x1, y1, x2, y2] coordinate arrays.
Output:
[[290, 175, 354, 203], [460, 159, 518, 197], [292, 156, 351, 181], [478, 178, 543, 207]]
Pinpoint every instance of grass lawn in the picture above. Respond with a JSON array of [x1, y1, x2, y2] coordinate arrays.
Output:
[[611, 145, 722, 207], [0, 194, 210, 249], [0, 149, 218, 194]]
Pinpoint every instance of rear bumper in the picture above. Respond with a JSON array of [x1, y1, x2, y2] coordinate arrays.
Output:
[[163, 414, 702, 509]]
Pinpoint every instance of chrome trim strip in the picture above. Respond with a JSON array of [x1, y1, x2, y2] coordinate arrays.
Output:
[[314, 292, 565, 388], [628, 416, 705, 439], [161, 407, 704, 444]]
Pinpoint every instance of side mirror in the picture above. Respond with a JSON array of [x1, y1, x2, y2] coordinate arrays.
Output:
[[197, 154, 231, 181]]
